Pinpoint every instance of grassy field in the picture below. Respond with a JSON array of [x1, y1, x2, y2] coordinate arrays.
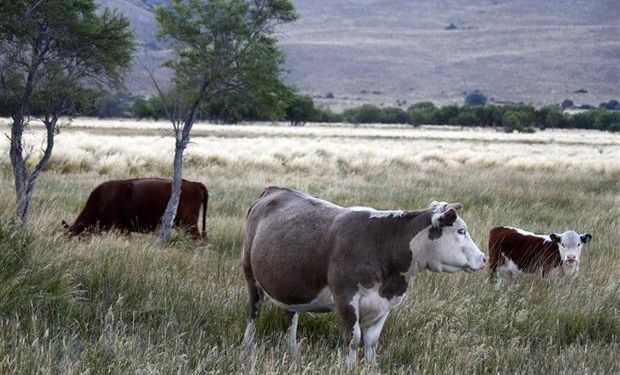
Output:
[[0, 119, 618, 374]]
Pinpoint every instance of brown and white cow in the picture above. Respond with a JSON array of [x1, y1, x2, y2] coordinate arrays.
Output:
[[62, 178, 208, 239], [488, 226, 592, 285], [241, 187, 486, 367]]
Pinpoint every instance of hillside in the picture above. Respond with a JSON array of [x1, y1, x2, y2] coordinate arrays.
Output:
[[98, 0, 620, 108]]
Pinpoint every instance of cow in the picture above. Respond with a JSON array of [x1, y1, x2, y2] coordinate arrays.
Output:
[[488, 226, 592, 285], [241, 187, 486, 367], [62, 178, 208, 239]]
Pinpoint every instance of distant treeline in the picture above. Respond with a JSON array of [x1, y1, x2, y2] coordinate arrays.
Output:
[[7, 89, 618, 132]]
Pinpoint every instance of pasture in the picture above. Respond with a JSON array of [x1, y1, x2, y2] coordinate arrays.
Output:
[[0, 119, 618, 374]]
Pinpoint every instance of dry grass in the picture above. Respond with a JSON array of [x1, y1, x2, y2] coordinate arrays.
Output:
[[0, 119, 618, 374]]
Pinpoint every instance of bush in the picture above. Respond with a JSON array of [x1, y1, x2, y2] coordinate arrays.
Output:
[[344, 104, 383, 124], [593, 110, 620, 130], [407, 102, 437, 126], [569, 111, 595, 129], [599, 99, 619, 110], [431, 105, 460, 125], [454, 109, 478, 126], [316, 108, 343, 123], [561, 99, 574, 109], [131, 97, 156, 119], [96, 93, 132, 118], [502, 111, 522, 132], [464, 90, 487, 106], [381, 107, 409, 124], [285, 95, 317, 126]]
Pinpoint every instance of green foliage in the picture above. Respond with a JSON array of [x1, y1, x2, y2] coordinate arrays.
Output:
[[464, 90, 487, 106], [121, 92, 620, 132], [432, 105, 460, 125], [343, 104, 383, 124], [131, 97, 156, 119], [454, 108, 478, 126], [407, 102, 437, 125], [562, 99, 575, 109], [599, 99, 619, 110], [285, 94, 318, 126], [381, 107, 409, 124], [154, 0, 297, 123], [0, 0, 135, 118]]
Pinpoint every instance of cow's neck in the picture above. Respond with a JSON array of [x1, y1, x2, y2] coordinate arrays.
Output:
[[380, 210, 434, 282]]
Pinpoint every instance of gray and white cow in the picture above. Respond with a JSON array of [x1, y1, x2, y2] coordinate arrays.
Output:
[[241, 187, 486, 367]]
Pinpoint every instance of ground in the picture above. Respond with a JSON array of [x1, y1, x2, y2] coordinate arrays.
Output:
[[0, 119, 618, 373]]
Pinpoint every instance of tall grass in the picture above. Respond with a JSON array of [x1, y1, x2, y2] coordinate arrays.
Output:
[[0, 120, 618, 373]]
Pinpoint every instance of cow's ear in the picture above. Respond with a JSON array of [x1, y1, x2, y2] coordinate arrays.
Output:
[[438, 208, 457, 227], [580, 233, 592, 244], [549, 233, 561, 243], [447, 202, 463, 211]]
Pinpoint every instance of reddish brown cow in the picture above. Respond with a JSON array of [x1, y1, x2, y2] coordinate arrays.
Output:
[[489, 226, 592, 285], [62, 178, 208, 239]]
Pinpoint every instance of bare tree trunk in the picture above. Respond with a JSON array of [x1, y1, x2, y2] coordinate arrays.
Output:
[[9, 115, 58, 226], [152, 76, 208, 245], [10, 117, 28, 226], [157, 134, 188, 244]]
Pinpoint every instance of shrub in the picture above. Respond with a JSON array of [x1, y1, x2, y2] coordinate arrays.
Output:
[[464, 90, 487, 106], [285, 95, 317, 126], [130, 97, 156, 119], [452, 106, 478, 126], [407, 102, 437, 126], [344, 104, 383, 124], [599, 99, 620, 110], [431, 105, 460, 125], [608, 122, 620, 132], [502, 111, 521, 132], [561, 99, 574, 109], [593, 110, 620, 130], [381, 107, 409, 124]]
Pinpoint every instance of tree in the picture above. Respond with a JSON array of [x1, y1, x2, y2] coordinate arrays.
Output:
[[561, 99, 574, 109], [0, 0, 134, 226], [153, 0, 297, 243], [286, 94, 317, 126], [464, 90, 487, 106], [407, 102, 437, 126], [344, 104, 383, 124], [381, 107, 408, 124]]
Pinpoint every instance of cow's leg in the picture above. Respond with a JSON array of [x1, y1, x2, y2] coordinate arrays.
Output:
[[496, 267, 509, 288], [362, 312, 389, 364], [335, 296, 360, 368], [286, 311, 299, 354], [188, 224, 202, 241], [242, 280, 264, 346], [542, 263, 554, 278]]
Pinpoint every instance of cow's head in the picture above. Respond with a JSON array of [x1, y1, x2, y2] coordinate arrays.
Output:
[[61, 220, 85, 236], [550, 231, 592, 274], [411, 201, 486, 273]]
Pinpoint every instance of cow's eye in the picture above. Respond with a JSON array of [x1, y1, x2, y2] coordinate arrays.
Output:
[[457, 228, 466, 235]]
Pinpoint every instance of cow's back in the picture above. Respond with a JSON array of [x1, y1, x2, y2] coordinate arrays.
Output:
[[90, 180, 134, 228], [123, 178, 205, 231], [245, 187, 343, 305], [489, 226, 558, 274]]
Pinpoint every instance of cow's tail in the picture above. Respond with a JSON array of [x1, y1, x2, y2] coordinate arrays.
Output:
[[201, 184, 209, 237], [488, 228, 502, 283]]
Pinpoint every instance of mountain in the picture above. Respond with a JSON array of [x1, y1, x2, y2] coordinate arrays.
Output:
[[98, 0, 620, 108]]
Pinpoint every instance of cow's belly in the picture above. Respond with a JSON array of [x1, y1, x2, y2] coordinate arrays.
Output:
[[499, 257, 526, 274], [264, 286, 335, 313]]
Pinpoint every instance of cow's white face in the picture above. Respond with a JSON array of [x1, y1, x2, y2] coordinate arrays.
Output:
[[550, 231, 592, 275], [410, 203, 486, 273]]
